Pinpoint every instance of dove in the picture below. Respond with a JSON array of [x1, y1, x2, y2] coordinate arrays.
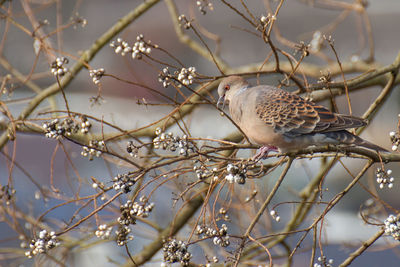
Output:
[[217, 75, 387, 159]]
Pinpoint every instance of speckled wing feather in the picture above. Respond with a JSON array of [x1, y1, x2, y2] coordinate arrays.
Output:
[[255, 87, 367, 138]]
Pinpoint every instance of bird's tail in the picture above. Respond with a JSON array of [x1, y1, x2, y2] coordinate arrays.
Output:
[[324, 130, 388, 152]]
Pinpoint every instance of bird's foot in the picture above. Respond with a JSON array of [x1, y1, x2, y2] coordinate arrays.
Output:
[[252, 145, 278, 161]]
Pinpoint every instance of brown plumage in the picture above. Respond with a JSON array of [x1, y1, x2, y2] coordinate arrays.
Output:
[[217, 76, 387, 156]]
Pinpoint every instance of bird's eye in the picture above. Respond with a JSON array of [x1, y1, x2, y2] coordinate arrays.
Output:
[[224, 85, 230, 91]]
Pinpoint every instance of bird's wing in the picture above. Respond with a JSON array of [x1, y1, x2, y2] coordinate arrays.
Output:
[[254, 86, 367, 137]]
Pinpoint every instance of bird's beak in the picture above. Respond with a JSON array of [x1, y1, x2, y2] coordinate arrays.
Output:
[[217, 95, 226, 110]]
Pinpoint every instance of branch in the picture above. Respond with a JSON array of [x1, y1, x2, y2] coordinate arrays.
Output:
[[127, 194, 203, 266], [339, 228, 385, 267], [233, 157, 294, 266], [165, 0, 229, 72], [0, 0, 161, 150]]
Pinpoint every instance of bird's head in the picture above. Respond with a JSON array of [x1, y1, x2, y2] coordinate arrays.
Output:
[[217, 75, 249, 109]]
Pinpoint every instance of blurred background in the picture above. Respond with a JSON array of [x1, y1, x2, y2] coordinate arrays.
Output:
[[1, 0, 400, 266]]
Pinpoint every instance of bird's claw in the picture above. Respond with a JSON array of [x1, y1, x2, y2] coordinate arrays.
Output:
[[252, 145, 278, 161]]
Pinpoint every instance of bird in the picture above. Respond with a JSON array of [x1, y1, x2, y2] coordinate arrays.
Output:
[[217, 75, 387, 159]]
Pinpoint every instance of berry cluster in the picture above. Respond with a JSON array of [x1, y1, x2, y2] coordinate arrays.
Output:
[[163, 239, 192, 266], [384, 214, 400, 241], [270, 210, 281, 222], [153, 128, 195, 156], [260, 14, 272, 26], [110, 38, 131, 56], [95, 224, 112, 239], [218, 207, 230, 221], [81, 140, 105, 160], [0, 185, 15, 205], [195, 224, 230, 247], [158, 66, 197, 88], [112, 173, 136, 193], [110, 35, 154, 59], [376, 168, 394, 189], [115, 225, 133, 246], [177, 67, 196, 86], [196, 0, 213, 15], [132, 34, 152, 59], [118, 196, 155, 226], [25, 230, 60, 258], [43, 116, 92, 139], [193, 161, 218, 181], [126, 141, 139, 157], [390, 130, 400, 151], [178, 14, 191, 29], [314, 255, 334, 267], [225, 163, 247, 184], [50, 57, 69, 76], [89, 68, 105, 85], [158, 67, 172, 88]]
